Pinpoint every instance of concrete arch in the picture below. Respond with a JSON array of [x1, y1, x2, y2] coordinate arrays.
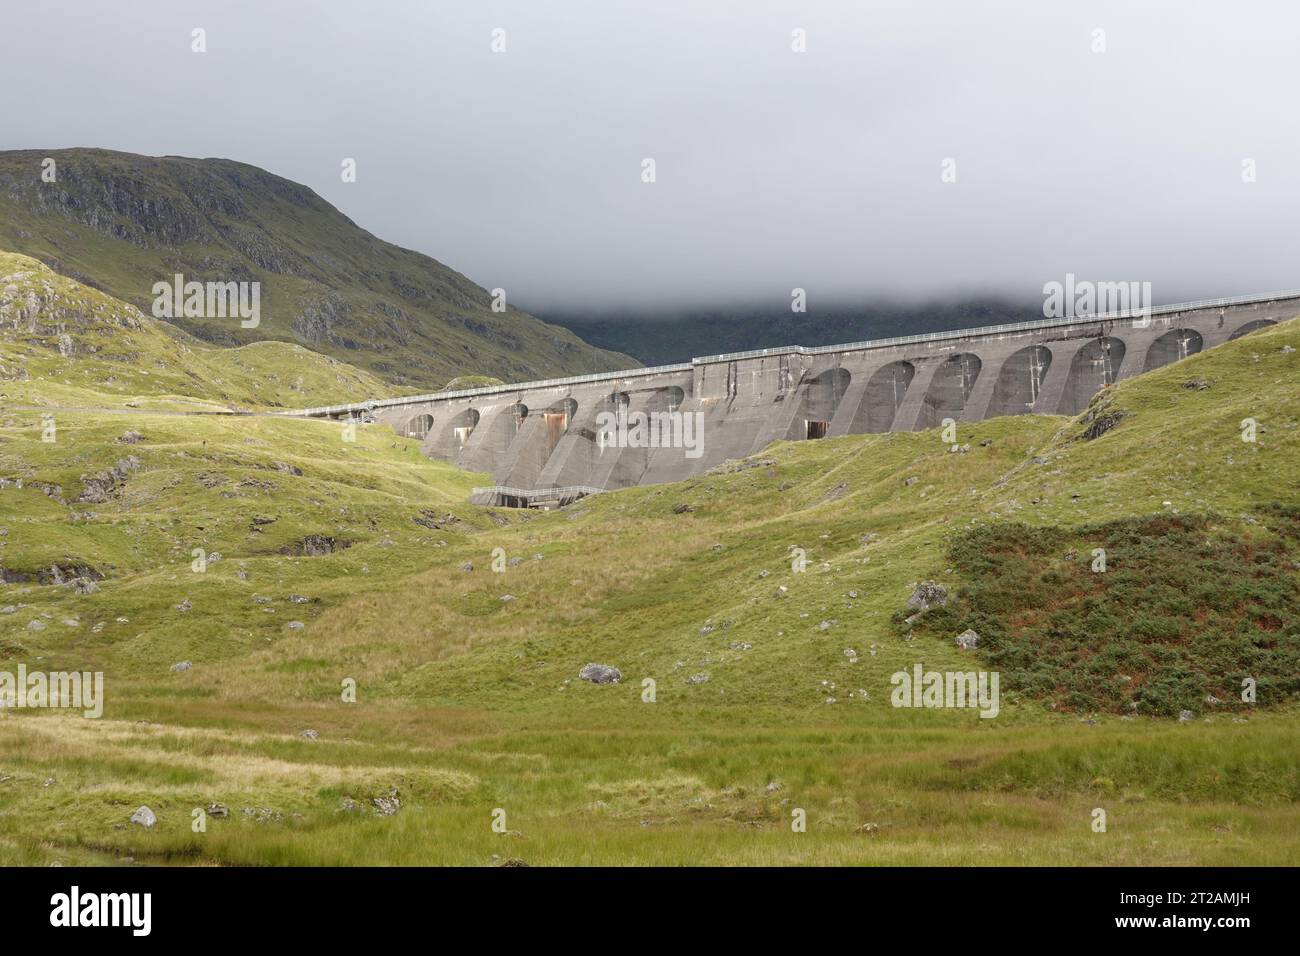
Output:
[[594, 385, 690, 480], [594, 391, 631, 448], [464, 402, 527, 468], [1060, 337, 1126, 414], [802, 368, 851, 437], [1229, 318, 1278, 340], [1143, 328, 1203, 372], [451, 408, 480, 445], [852, 361, 914, 433], [988, 345, 1052, 417], [916, 353, 982, 430], [401, 413, 434, 439], [432, 407, 479, 457], [658, 385, 686, 409]]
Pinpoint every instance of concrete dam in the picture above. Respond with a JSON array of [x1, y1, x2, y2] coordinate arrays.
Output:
[[294, 292, 1297, 505]]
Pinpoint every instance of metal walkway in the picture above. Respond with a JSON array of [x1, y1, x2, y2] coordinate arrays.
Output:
[[469, 484, 603, 508]]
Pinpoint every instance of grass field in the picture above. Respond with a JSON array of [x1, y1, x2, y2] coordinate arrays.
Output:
[[1, 263, 1298, 865]]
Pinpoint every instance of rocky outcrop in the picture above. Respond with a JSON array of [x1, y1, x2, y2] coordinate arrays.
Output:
[[279, 535, 350, 557], [78, 455, 141, 503], [1, 267, 143, 338]]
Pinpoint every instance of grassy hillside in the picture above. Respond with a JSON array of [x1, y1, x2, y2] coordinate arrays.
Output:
[[0, 251, 400, 412], [0, 149, 634, 388], [0, 316, 1296, 866]]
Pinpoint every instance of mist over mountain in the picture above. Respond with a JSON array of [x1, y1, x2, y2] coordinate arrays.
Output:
[[544, 299, 1042, 365]]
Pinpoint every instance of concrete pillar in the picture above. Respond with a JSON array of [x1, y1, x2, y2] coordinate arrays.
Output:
[[456, 400, 519, 472], [958, 356, 1000, 422], [889, 358, 945, 432], [585, 392, 657, 489], [1033, 339, 1089, 415], [497, 412, 552, 486], [536, 400, 602, 487], [826, 368, 875, 437]]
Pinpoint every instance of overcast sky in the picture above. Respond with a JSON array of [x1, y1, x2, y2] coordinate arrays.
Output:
[[3, 0, 1298, 314]]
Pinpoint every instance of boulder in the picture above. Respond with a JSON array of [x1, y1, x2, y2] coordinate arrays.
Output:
[[298, 535, 337, 556], [906, 581, 948, 612], [579, 663, 622, 685], [372, 788, 401, 817], [955, 629, 979, 650], [129, 806, 156, 828]]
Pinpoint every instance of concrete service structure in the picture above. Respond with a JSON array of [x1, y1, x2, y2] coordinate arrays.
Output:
[[291, 292, 1297, 503]]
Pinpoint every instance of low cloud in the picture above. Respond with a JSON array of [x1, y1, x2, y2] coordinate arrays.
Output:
[[2, 0, 1295, 314]]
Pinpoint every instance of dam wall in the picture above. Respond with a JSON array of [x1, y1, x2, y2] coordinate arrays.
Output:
[[292, 292, 1298, 497]]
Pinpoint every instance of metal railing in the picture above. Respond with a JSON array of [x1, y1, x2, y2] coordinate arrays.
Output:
[[287, 363, 692, 418], [286, 288, 1300, 418], [692, 289, 1300, 364], [471, 484, 603, 501]]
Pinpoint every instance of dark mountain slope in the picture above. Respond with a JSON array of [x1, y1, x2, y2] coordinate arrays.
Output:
[[0, 148, 634, 388], [546, 300, 1042, 366]]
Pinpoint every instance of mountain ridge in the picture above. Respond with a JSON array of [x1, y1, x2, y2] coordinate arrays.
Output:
[[0, 148, 636, 389]]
